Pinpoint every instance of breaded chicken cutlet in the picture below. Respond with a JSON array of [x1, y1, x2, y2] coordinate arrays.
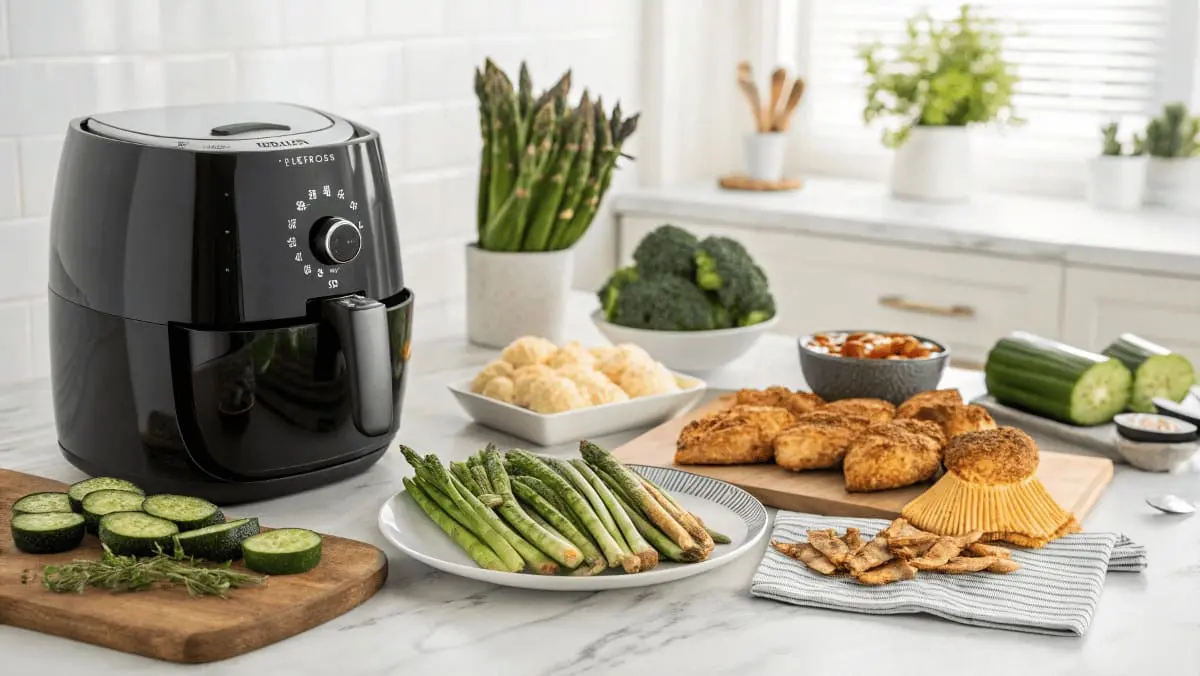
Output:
[[675, 404, 796, 465], [843, 419, 946, 492], [896, 388, 997, 439], [818, 398, 896, 426], [773, 410, 873, 471], [734, 386, 826, 417]]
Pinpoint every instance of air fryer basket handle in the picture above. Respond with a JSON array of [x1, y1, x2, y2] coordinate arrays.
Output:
[[322, 294, 392, 436]]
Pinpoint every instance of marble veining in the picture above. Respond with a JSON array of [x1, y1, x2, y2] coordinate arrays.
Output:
[[0, 294, 1197, 675]]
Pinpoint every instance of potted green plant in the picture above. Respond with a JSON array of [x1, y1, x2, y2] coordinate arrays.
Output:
[[468, 60, 640, 348], [859, 4, 1018, 202], [1142, 102, 1200, 211], [1086, 122, 1148, 211]]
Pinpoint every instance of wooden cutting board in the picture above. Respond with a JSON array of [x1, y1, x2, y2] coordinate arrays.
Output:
[[615, 397, 1114, 520], [0, 468, 387, 663]]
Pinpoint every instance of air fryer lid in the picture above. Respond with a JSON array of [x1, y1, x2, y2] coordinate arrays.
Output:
[[85, 102, 355, 152]]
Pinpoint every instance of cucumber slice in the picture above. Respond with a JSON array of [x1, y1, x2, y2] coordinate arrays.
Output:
[[1103, 334, 1195, 413], [141, 494, 225, 531], [986, 332, 1132, 426], [11, 512, 86, 554], [98, 511, 179, 557], [173, 518, 261, 562], [242, 528, 323, 575], [67, 477, 144, 513], [81, 489, 146, 534], [11, 492, 73, 516]]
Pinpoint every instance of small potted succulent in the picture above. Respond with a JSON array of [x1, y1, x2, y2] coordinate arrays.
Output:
[[859, 4, 1019, 202], [1142, 102, 1200, 211], [1086, 121, 1148, 211], [468, 60, 639, 348]]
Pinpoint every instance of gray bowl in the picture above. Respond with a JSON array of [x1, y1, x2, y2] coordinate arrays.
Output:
[[797, 331, 950, 404]]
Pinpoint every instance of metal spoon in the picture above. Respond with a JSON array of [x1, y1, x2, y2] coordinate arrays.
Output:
[[1146, 494, 1196, 514]]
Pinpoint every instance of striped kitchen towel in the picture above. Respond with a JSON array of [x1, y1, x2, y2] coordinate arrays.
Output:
[[750, 512, 1147, 637]]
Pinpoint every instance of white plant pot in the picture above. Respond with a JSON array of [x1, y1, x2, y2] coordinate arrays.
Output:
[[743, 132, 786, 182], [1086, 155, 1148, 211], [889, 126, 972, 202], [466, 244, 574, 348], [1145, 157, 1200, 212]]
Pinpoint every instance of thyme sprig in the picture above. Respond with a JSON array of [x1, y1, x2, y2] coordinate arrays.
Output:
[[41, 544, 266, 597]]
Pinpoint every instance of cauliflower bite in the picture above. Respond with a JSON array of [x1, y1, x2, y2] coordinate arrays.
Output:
[[481, 376, 516, 404], [589, 345, 620, 362], [500, 336, 558, 368], [597, 343, 654, 382], [545, 341, 598, 370], [526, 376, 590, 414], [470, 359, 515, 393], [618, 361, 680, 398], [512, 365, 556, 407], [558, 364, 629, 406]]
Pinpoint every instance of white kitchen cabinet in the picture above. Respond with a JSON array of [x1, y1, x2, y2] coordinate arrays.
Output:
[[1063, 266, 1200, 367], [619, 216, 1064, 366]]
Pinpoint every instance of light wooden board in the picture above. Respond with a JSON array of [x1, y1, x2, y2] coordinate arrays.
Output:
[[0, 468, 387, 663], [614, 397, 1115, 520]]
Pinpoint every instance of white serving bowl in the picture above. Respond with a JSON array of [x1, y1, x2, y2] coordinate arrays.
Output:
[[590, 310, 778, 373]]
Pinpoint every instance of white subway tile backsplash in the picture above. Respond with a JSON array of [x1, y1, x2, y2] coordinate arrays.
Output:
[[402, 237, 468, 304], [330, 42, 404, 109], [18, 136, 62, 217], [7, 0, 161, 56], [442, 0, 520, 35], [0, 218, 49, 301], [367, 0, 443, 38], [161, 55, 237, 106], [0, 0, 9, 57], [0, 140, 19, 219], [516, 0, 589, 32], [0, 301, 32, 382], [29, 297, 48, 378], [237, 47, 330, 108], [0, 60, 98, 135], [401, 103, 478, 172], [393, 169, 477, 245], [281, 0, 367, 45], [403, 40, 475, 104], [160, 0, 284, 52]]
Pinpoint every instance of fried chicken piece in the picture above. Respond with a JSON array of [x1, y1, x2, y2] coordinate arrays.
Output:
[[843, 419, 946, 492], [735, 386, 826, 417], [910, 531, 983, 570], [847, 536, 894, 574], [896, 389, 962, 419], [773, 411, 872, 471], [880, 517, 927, 540], [819, 398, 896, 426], [675, 405, 796, 465], [854, 559, 916, 586], [807, 529, 852, 566], [966, 542, 1013, 559], [909, 402, 998, 440], [842, 527, 865, 555], [887, 533, 939, 548], [986, 558, 1022, 574], [891, 542, 938, 560], [936, 556, 998, 574], [771, 540, 838, 575]]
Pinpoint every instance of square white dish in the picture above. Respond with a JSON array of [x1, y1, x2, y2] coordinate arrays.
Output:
[[448, 374, 707, 446]]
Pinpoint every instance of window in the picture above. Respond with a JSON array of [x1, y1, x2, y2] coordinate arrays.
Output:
[[781, 0, 1200, 195]]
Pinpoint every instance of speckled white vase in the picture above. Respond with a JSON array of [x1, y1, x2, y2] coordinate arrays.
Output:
[[1145, 157, 1200, 212], [466, 244, 573, 348]]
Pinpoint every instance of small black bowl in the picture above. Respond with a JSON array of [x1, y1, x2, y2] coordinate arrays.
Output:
[[1114, 412, 1198, 443], [797, 330, 950, 405], [1152, 394, 1200, 428]]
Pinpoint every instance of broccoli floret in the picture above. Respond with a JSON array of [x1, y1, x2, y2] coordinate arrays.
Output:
[[694, 236, 776, 326], [597, 266, 640, 320], [708, 295, 733, 329], [632, 224, 700, 279], [610, 276, 715, 331]]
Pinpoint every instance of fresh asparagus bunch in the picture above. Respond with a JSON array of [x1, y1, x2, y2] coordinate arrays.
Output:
[[474, 59, 640, 253], [400, 441, 730, 576]]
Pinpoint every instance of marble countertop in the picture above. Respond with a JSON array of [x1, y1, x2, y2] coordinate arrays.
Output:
[[2, 294, 1198, 675], [614, 178, 1200, 278]]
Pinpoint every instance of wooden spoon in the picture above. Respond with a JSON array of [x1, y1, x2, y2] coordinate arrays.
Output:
[[736, 60, 765, 132], [773, 77, 806, 131], [767, 67, 787, 131]]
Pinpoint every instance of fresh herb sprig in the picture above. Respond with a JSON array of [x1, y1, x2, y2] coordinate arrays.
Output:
[[41, 544, 266, 598]]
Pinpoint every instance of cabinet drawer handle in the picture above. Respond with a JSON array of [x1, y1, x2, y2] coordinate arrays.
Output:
[[878, 295, 976, 318]]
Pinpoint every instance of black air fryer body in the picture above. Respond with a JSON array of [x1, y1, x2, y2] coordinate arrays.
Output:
[[48, 103, 413, 504]]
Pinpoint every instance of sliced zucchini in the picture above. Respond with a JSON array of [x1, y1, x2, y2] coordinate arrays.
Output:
[[242, 528, 323, 575], [98, 511, 179, 557], [986, 332, 1132, 426], [81, 489, 146, 534], [173, 517, 261, 562], [67, 477, 144, 513], [141, 494, 224, 531], [1103, 334, 1195, 413], [12, 491, 72, 516], [11, 512, 86, 554]]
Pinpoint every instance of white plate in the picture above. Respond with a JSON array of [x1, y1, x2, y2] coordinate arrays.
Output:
[[447, 374, 706, 446], [591, 310, 778, 373], [377, 465, 769, 591]]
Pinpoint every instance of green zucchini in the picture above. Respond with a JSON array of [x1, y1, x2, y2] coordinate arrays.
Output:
[[985, 332, 1132, 426], [10, 512, 86, 554], [81, 489, 146, 534], [67, 477, 144, 513], [173, 517, 261, 562], [141, 494, 224, 531], [11, 492, 73, 516], [1102, 334, 1195, 413], [242, 528, 323, 575], [98, 511, 179, 557]]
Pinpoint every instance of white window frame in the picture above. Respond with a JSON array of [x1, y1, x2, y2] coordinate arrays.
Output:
[[774, 0, 1200, 198]]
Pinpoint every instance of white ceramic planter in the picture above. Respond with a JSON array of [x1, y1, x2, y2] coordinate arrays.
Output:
[[1145, 157, 1200, 212], [1086, 155, 1148, 211], [465, 244, 573, 348], [743, 132, 786, 181], [889, 126, 971, 202]]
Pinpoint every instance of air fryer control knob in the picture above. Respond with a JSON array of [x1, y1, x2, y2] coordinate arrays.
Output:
[[311, 217, 362, 265]]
